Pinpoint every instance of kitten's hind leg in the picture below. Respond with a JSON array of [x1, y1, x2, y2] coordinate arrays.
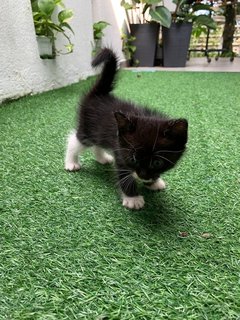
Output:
[[93, 146, 114, 165], [65, 131, 86, 171]]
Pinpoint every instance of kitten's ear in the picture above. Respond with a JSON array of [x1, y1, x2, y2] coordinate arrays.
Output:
[[114, 112, 136, 134], [165, 119, 188, 142]]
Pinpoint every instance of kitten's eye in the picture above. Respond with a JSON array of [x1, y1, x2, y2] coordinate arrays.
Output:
[[129, 157, 137, 164], [129, 155, 138, 166], [152, 159, 164, 168]]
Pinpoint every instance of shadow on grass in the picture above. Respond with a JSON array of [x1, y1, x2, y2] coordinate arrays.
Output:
[[129, 189, 191, 236], [70, 161, 191, 236]]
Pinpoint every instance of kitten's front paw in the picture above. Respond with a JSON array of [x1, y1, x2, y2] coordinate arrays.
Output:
[[145, 178, 166, 191], [96, 153, 114, 165], [65, 162, 81, 171], [94, 147, 114, 165], [122, 195, 145, 210]]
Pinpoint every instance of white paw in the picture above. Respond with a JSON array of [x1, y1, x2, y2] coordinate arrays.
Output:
[[122, 195, 145, 210], [65, 162, 81, 171], [96, 152, 114, 165], [145, 178, 166, 191]]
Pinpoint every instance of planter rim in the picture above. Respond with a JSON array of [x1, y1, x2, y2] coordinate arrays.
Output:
[[129, 22, 159, 26], [36, 35, 54, 41], [166, 21, 193, 28]]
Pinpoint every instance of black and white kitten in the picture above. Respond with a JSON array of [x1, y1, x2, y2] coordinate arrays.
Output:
[[65, 48, 188, 210]]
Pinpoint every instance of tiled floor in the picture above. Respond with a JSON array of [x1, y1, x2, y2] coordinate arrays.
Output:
[[129, 57, 240, 72]]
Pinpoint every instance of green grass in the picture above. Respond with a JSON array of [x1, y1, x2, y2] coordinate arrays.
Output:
[[0, 71, 240, 319]]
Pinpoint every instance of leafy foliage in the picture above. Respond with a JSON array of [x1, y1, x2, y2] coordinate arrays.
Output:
[[149, 6, 172, 28], [121, 32, 137, 62], [172, 0, 217, 29], [121, 0, 172, 27], [93, 21, 110, 41], [121, 0, 216, 29], [31, 0, 74, 55], [92, 21, 110, 56]]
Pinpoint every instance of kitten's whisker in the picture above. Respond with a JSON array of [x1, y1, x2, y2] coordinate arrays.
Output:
[[123, 179, 133, 194], [118, 174, 134, 194], [118, 176, 129, 186], [105, 168, 132, 174], [155, 149, 184, 154], [121, 136, 136, 151], [113, 147, 131, 152], [152, 125, 160, 152], [117, 174, 132, 189], [155, 155, 175, 165]]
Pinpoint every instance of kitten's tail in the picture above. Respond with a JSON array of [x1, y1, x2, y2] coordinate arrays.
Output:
[[90, 48, 118, 96]]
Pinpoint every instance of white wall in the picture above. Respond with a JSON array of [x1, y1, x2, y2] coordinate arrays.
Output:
[[92, 0, 126, 62], [0, 0, 94, 103], [0, 0, 129, 104]]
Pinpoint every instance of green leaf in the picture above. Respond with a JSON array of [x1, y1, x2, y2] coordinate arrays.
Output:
[[38, 0, 55, 16], [142, 4, 151, 15], [172, 0, 185, 5], [94, 31, 103, 40], [194, 14, 217, 29], [93, 21, 110, 40], [61, 22, 74, 34], [144, 0, 160, 4], [48, 22, 63, 32], [149, 6, 172, 28], [58, 9, 73, 24], [120, 0, 133, 10], [192, 25, 208, 38], [54, 0, 65, 8], [128, 45, 136, 52], [31, 0, 39, 12], [65, 43, 74, 53], [33, 12, 45, 20], [192, 3, 213, 12], [93, 21, 110, 31]]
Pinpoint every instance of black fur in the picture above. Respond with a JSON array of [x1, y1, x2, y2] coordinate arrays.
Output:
[[76, 48, 188, 198]]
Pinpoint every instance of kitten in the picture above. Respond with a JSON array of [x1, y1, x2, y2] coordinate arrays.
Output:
[[65, 48, 188, 210]]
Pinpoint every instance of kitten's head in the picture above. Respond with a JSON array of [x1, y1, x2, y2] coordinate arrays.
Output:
[[115, 112, 188, 182]]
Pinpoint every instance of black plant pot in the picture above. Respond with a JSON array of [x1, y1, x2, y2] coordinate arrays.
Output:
[[162, 22, 193, 67], [130, 23, 160, 67]]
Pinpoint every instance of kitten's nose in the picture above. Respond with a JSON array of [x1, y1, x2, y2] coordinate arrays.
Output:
[[138, 170, 149, 181]]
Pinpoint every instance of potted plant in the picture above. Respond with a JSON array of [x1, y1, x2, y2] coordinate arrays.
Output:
[[31, 0, 74, 59], [121, 32, 137, 66], [92, 21, 110, 56], [121, 0, 172, 67], [162, 0, 217, 67]]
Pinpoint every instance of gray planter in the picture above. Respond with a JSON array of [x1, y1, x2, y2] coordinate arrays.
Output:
[[162, 22, 192, 67], [37, 36, 55, 59], [130, 23, 160, 67]]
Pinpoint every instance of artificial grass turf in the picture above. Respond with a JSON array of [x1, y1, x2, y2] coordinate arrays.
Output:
[[0, 70, 240, 319]]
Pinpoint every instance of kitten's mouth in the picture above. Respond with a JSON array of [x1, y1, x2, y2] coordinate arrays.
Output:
[[132, 172, 153, 184]]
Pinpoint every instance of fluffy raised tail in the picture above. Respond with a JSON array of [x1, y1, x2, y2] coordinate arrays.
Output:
[[90, 48, 118, 96]]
